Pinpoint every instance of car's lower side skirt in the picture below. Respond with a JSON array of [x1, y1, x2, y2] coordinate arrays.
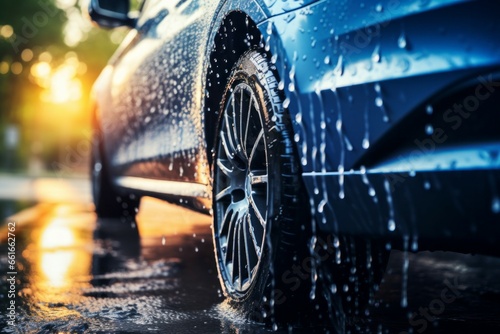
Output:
[[115, 176, 210, 199]]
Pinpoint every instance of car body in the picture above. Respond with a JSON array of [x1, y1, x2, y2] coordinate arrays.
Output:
[[89, 0, 500, 327]]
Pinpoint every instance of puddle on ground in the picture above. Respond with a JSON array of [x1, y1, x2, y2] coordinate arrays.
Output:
[[1, 198, 500, 333]]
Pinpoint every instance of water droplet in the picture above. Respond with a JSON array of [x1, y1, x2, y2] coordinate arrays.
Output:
[[324, 55, 331, 64], [334, 55, 344, 76], [161, 236, 166, 246], [411, 237, 419, 252], [401, 236, 410, 308], [278, 80, 285, 90], [332, 236, 340, 248], [344, 136, 353, 151], [336, 119, 342, 131], [398, 31, 408, 49], [426, 104, 434, 115], [425, 124, 434, 135], [266, 21, 273, 35], [330, 284, 337, 294], [362, 138, 370, 149], [284, 12, 296, 23], [317, 199, 326, 213], [372, 45, 381, 63], [375, 3, 383, 12], [424, 181, 431, 190], [492, 197, 500, 213], [283, 98, 290, 108], [375, 97, 384, 107], [384, 179, 396, 231], [388, 219, 396, 231]]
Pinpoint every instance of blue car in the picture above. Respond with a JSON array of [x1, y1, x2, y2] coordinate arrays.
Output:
[[88, 0, 500, 328]]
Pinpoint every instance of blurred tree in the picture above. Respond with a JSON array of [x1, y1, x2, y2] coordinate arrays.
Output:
[[0, 0, 64, 121], [0, 0, 130, 173]]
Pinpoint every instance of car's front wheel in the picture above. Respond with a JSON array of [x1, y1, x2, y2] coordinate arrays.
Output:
[[212, 50, 312, 324], [212, 50, 388, 329]]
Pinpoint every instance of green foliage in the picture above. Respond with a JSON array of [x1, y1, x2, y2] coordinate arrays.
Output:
[[0, 0, 65, 57], [0, 0, 129, 173]]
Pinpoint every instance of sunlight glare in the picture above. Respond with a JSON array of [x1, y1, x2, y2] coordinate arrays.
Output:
[[38, 219, 77, 288], [31, 58, 83, 104], [40, 219, 75, 249], [40, 251, 74, 288]]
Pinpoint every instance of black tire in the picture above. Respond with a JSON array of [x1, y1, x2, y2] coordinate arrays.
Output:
[[91, 124, 139, 219], [212, 50, 313, 325]]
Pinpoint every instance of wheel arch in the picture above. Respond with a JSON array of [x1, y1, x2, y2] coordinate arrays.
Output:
[[203, 10, 265, 167]]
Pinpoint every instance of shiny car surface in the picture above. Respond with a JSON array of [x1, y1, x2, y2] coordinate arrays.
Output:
[[89, 0, 500, 328]]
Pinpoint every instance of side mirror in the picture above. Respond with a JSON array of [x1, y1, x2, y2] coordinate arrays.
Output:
[[88, 0, 135, 28]]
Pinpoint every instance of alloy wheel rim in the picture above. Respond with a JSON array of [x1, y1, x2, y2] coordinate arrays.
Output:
[[214, 82, 269, 295]]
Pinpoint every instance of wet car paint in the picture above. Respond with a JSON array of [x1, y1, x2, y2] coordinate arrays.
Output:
[[92, 0, 500, 250], [2, 197, 500, 332]]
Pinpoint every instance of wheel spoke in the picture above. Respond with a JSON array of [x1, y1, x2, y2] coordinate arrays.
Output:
[[243, 214, 253, 280], [215, 185, 232, 202], [249, 195, 266, 227], [219, 207, 231, 237], [243, 92, 254, 153], [220, 130, 236, 164], [237, 222, 243, 290], [219, 199, 245, 235], [231, 93, 244, 159], [224, 97, 238, 153], [248, 128, 265, 167], [223, 209, 237, 263], [247, 214, 261, 257], [238, 88, 245, 151], [250, 173, 268, 185], [231, 216, 239, 283], [216, 158, 233, 177]]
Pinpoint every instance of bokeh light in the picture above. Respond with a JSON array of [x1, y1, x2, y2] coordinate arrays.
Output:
[[0, 25, 14, 39]]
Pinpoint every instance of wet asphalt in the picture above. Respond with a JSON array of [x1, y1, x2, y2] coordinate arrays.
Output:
[[1, 182, 500, 333]]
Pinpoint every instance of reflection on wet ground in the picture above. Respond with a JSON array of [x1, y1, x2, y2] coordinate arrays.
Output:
[[1, 197, 500, 333]]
